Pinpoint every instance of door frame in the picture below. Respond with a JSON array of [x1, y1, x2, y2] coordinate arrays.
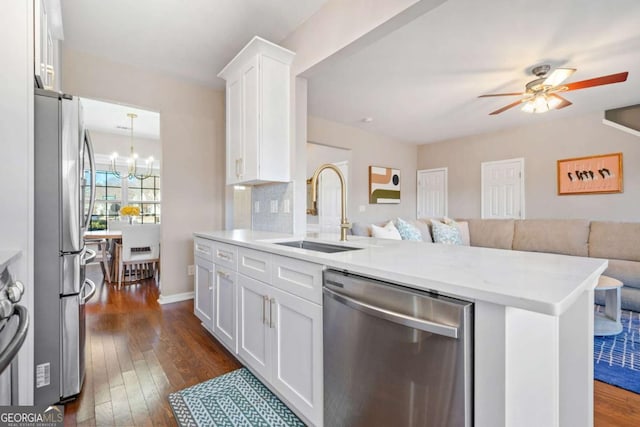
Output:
[[416, 167, 448, 218], [480, 157, 525, 219]]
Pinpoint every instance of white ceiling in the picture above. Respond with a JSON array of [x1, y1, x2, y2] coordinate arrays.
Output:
[[81, 97, 160, 139], [307, 0, 640, 144], [61, 0, 327, 88]]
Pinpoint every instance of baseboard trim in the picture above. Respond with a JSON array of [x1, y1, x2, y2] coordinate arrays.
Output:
[[157, 291, 194, 305]]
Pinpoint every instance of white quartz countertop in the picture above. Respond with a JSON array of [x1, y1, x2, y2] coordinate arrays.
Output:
[[194, 230, 608, 316], [0, 250, 21, 272]]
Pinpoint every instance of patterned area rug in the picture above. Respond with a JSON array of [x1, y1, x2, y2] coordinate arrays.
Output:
[[168, 368, 305, 427], [594, 308, 640, 394]]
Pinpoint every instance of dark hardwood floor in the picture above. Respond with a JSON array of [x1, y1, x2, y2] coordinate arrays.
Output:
[[65, 265, 640, 426], [63, 265, 241, 426]]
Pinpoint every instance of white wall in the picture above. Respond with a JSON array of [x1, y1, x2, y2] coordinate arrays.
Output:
[[418, 112, 640, 221], [62, 48, 226, 300], [308, 116, 418, 223], [0, 1, 34, 404]]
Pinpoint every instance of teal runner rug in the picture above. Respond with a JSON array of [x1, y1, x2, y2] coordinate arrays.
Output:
[[594, 308, 640, 394], [168, 368, 305, 427]]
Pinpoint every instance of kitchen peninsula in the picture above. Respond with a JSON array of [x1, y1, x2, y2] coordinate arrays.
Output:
[[193, 229, 607, 427]]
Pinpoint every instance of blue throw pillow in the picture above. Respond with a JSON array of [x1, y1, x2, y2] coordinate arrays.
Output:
[[431, 220, 462, 245], [395, 218, 423, 241]]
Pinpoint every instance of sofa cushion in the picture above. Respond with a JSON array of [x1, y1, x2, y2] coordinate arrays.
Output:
[[371, 221, 402, 240], [512, 219, 590, 256], [601, 258, 640, 290], [589, 221, 640, 262], [443, 217, 470, 246], [395, 218, 423, 241], [407, 219, 433, 242], [431, 220, 463, 245], [462, 219, 514, 250]]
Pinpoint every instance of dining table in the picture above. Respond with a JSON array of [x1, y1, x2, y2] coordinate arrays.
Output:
[[83, 230, 122, 282]]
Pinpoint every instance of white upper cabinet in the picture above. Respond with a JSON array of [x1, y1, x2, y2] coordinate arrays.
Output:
[[218, 37, 295, 185], [34, 0, 63, 91]]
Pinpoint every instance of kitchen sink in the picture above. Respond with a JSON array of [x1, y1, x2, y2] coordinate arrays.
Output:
[[274, 240, 363, 253]]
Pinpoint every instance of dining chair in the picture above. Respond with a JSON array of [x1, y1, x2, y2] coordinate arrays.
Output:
[[83, 237, 111, 283], [118, 224, 161, 288]]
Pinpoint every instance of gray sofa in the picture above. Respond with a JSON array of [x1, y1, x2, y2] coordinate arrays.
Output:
[[352, 218, 640, 312]]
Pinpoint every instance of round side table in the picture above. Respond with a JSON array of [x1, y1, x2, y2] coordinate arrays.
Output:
[[594, 275, 623, 336]]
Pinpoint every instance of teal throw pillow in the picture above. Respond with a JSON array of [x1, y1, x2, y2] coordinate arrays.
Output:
[[395, 218, 423, 241], [431, 220, 463, 245]]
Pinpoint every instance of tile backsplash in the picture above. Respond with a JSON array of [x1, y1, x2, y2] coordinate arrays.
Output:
[[251, 182, 293, 233]]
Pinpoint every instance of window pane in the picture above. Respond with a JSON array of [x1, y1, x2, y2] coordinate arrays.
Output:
[[93, 202, 107, 216], [95, 171, 107, 186], [107, 187, 122, 201], [107, 202, 121, 215], [142, 189, 156, 201], [106, 172, 121, 186], [141, 176, 155, 189], [95, 187, 107, 200], [128, 176, 141, 188], [128, 188, 141, 201]]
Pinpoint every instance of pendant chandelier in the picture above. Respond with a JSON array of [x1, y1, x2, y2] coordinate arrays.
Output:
[[110, 113, 154, 180]]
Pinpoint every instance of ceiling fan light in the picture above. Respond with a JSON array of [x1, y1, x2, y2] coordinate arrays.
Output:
[[543, 68, 576, 87], [547, 95, 562, 110], [521, 101, 535, 113]]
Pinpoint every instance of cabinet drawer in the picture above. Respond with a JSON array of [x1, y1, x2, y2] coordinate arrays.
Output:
[[214, 242, 238, 270], [194, 238, 215, 261], [238, 247, 271, 283], [271, 255, 323, 304]]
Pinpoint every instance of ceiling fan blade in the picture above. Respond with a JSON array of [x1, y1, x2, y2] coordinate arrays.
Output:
[[548, 94, 572, 109], [563, 72, 628, 91], [489, 99, 524, 115], [543, 68, 576, 86], [478, 92, 524, 98]]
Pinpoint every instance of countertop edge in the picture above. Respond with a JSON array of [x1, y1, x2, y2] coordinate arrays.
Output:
[[193, 231, 608, 316]]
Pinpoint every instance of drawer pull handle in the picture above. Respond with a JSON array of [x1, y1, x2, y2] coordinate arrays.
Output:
[[217, 252, 232, 261], [217, 270, 230, 280]]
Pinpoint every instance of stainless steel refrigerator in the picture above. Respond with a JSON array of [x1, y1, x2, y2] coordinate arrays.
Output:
[[34, 88, 97, 405]]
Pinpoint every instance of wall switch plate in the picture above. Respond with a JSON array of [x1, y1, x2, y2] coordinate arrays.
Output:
[[254, 201, 260, 213], [187, 265, 195, 276], [270, 200, 278, 213], [359, 205, 366, 212], [283, 199, 290, 213]]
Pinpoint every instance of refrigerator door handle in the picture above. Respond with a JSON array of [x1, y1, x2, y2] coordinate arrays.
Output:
[[83, 132, 96, 232]]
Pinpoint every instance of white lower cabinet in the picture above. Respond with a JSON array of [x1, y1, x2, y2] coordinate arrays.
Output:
[[270, 286, 323, 426], [194, 257, 214, 330], [214, 266, 237, 352], [237, 273, 322, 426], [238, 274, 272, 380]]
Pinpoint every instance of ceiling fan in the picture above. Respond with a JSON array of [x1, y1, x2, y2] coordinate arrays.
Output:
[[479, 65, 629, 115]]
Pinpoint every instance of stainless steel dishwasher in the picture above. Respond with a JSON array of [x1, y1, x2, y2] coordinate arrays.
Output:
[[323, 270, 473, 427]]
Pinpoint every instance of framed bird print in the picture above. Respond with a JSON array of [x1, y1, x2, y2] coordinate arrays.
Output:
[[557, 152, 623, 195]]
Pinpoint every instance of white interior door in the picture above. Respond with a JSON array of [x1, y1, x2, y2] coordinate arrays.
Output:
[[481, 158, 525, 219], [417, 168, 448, 219], [318, 161, 348, 234]]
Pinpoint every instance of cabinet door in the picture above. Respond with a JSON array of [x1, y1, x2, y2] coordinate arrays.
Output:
[[194, 258, 214, 330], [240, 58, 259, 182], [226, 77, 243, 185], [237, 274, 271, 380], [269, 287, 323, 426], [214, 267, 236, 353]]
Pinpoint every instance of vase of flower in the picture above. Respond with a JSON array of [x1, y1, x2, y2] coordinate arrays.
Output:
[[120, 205, 140, 224]]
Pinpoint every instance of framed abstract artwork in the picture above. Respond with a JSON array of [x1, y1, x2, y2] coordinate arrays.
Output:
[[369, 166, 400, 204], [557, 152, 623, 195]]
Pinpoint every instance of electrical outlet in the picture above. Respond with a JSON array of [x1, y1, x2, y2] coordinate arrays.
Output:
[[283, 199, 290, 213], [254, 201, 260, 213], [187, 265, 195, 276], [270, 200, 278, 213]]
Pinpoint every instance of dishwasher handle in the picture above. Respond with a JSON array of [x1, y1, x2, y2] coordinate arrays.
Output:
[[323, 286, 459, 339]]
